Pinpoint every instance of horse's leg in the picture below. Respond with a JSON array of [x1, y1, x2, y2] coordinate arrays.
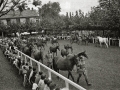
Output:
[[68, 71, 74, 82], [56, 51, 57, 56], [105, 42, 108, 48], [68, 71, 70, 79], [83, 72, 91, 86], [77, 74, 82, 83], [100, 42, 102, 47]]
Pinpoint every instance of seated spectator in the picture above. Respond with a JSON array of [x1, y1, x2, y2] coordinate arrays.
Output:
[[35, 71, 43, 84], [38, 74, 46, 90]]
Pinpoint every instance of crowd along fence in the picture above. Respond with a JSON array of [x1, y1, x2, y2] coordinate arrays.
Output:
[[15, 48, 86, 90]]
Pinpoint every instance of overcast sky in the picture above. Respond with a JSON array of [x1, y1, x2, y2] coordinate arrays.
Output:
[[27, 0, 99, 15]]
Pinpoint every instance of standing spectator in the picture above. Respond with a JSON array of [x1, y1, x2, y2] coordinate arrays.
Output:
[[45, 51, 53, 69], [77, 56, 91, 86], [30, 68, 37, 84], [29, 68, 36, 84]]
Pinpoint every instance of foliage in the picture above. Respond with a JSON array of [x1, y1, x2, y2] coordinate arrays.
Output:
[[0, 0, 41, 17]]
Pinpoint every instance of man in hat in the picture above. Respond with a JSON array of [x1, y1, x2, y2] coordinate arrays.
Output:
[[77, 56, 91, 86]]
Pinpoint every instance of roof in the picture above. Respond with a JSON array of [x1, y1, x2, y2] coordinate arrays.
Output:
[[0, 9, 39, 20]]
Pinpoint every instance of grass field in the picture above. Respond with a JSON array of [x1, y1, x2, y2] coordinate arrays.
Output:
[[31, 40, 120, 90], [1, 40, 120, 90]]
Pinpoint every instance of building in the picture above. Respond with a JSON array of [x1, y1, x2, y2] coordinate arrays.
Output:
[[0, 9, 40, 25]]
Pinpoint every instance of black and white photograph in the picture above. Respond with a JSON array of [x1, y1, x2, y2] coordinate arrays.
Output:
[[0, 0, 120, 90]]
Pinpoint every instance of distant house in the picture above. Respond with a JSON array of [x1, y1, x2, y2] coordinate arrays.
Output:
[[0, 9, 40, 25]]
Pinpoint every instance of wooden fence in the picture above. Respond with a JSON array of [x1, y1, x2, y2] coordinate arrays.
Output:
[[15, 49, 86, 90]]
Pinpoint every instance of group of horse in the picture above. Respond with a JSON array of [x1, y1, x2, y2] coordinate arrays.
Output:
[[0, 34, 109, 86], [1, 36, 90, 84], [70, 34, 109, 48]]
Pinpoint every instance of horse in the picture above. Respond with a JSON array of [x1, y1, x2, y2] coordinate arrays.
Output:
[[31, 45, 44, 63], [35, 41, 45, 50], [61, 49, 69, 57], [51, 37, 59, 46], [64, 44, 73, 53], [70, 35, 80, 45], [52, 51, 88, 82], [49, 45, 60, 57], [22, 43, 32, 57], [96, 36, 109, 48]]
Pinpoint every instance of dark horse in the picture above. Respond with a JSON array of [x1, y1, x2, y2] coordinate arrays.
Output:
[[35, 41, 45, 50], [22, 43, 32, 57], [70, 34, 80, 45], [49, 45, 60, 57], [51, 37, 59, 46], [31, 46, 44, 63], [52, 51, 88, 82], [81, 35, 91, 45], [64, 44, 73, 53]]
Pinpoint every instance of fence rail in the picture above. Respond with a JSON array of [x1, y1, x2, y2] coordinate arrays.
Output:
[[15, 49, 86, 90]]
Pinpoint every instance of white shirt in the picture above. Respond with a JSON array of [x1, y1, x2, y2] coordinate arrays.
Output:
[[29, 70, 33, 83], [32, 83, 38, 90], [44, 85, 50, 90], [38, 79, 45, 90]]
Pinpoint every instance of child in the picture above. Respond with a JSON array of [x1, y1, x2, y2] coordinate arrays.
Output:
[[44, 78, 52, 90], [32, 79, 38, 90], [35, 71, 43, 84], [38, 74, 46, 90]]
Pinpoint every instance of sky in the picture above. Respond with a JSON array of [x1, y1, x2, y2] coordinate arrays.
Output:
[[26, 0, 99, 15]]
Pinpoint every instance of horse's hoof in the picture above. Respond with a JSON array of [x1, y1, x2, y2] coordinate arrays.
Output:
[[87, 83, 92, 86]]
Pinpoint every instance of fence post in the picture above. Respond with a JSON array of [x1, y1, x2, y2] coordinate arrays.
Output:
[[118, 39, 120, 47], [109, 38, 111, 46], [30, 59, 32, 66], [65, 81, 69, 90], [48, 70, 52, 80], [24, 56, 27, 63], [21, 53, 23, 60], [17, 50, 20, 56], [38, 63, 41, 72], [92, 38, 94, 43]]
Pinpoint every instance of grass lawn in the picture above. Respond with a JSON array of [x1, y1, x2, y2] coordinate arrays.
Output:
[[32, 40, 120, 90]]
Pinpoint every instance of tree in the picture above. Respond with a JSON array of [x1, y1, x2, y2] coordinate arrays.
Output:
[[0, 0, 41, 17]]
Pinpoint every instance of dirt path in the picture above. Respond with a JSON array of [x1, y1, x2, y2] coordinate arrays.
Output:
[[0, 49, 30, 90]]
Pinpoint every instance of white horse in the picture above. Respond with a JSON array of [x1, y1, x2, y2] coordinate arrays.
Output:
[[96, 36, 109, 48]]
